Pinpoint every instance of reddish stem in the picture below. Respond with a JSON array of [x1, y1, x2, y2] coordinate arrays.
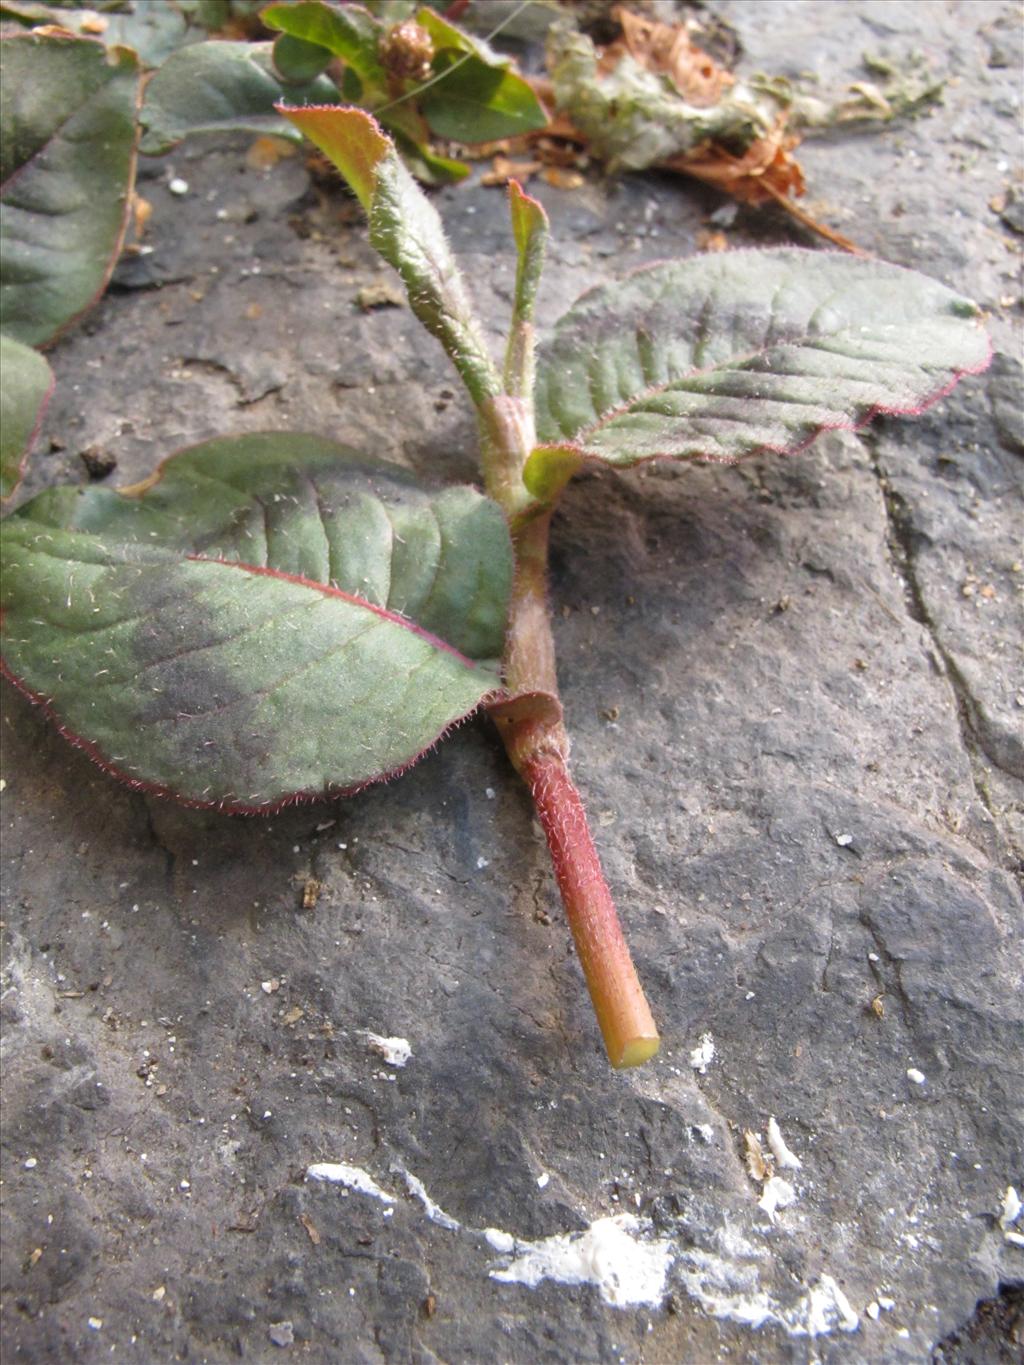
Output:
[[491, 511, 660, 1068], [522, 754, 660, 1068]]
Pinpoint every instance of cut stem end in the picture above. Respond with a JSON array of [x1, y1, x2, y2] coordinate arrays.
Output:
[[521, 752, 660, 1069]]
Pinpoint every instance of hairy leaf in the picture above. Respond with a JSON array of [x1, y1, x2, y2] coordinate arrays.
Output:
[[533, 249, 991, 468], [0, 333, 53, 500], [0, 33, 140, 347], [1, 435, 512, 808], [280, 105, 500, 405], [140, 41, 337, 155]]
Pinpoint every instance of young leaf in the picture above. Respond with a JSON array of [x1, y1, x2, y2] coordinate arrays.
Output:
[[272, 32, 334, 85], [533, 249, 991, 467], [262, 1, 386, 87], [279, 105, 501, 405], [419, 52, 548, 143], [1, 435, 512, 809], [411, 7, 547, 143], [139, 41, 337, 155], [504, 179, 548, 398], [0, 333, 53, 501], [0, 33, 140, 347]]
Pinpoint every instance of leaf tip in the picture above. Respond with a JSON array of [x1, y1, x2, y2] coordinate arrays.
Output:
[[275, 103, 393, 210]]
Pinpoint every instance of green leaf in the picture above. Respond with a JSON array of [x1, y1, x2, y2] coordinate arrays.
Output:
[[139, 41, 338, 155], [1, 434, 512, 808], [0, 33, 140, 347], [272, 32, 334, 85], [508, 179, 548, 323], [504, 179, 548, 397], [262, 1, 386, 86], [419, 52, 548, 143], [0, 333, 53, 501], [279, 106, 499, 405], [533, 248, 991, 467]]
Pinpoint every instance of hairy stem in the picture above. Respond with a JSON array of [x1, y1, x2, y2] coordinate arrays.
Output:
[[492, 513, 660, 1068]]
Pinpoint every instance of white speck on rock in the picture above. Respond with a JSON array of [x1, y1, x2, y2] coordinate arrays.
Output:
[[758, 1176, 798, 1223], [835, 832, 854, 847], [489, 1214, 673, 1308], [168, 177, 189, 196], [537, 1172, 550, 1189], [305, 1163, 394, 1204], [689, 1033, 716, 1074], [866, 1300, 880, 1320], [906, 1068, 926, 1085], [767, 1116, 803, 1170], [360, 1031, 411, 1067]]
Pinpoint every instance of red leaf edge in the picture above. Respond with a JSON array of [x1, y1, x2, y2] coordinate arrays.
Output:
[[1, 556, 504, 814]]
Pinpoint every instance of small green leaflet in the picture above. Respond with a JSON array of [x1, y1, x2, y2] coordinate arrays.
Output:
[[1, 435, 512, 809], [531, 249, 991, 473]]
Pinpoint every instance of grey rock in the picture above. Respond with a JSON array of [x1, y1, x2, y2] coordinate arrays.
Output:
[[2, 4, 1022, 1365]]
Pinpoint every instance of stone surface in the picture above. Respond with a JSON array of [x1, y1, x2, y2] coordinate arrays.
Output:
[[1, 3, 1021, 1363]]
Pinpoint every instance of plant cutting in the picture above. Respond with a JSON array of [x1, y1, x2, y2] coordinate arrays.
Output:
[[0, 107, 989, 1068]]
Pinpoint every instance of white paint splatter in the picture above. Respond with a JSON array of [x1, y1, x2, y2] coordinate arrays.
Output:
[[803, 1276, 859, 1335], [766, 1116, 803, 1171], [758, 1177, 797, 1223], [689, 1033, 716, 1074], [676, 1243, 859, 1338], [489, 1214, 673, 1308], [305, 1163, 394, 1204], [360, 1032, 411, 1067], [999, 1185, 1021, 1232], [1000, 1186, 1024, 1244], [398, 1168, 461, 1231], [302, 1156, 862, 1340]]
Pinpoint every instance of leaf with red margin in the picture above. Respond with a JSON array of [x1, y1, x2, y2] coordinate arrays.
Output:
[[0, 434, 511, 810], [0, 32, 141, 348], [532, 248, 991, 471]]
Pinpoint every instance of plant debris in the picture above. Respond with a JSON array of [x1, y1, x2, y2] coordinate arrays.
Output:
[[528, 6, 945, 252]]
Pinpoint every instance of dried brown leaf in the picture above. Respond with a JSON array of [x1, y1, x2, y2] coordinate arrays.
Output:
[[608, 4, 734, 107]]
